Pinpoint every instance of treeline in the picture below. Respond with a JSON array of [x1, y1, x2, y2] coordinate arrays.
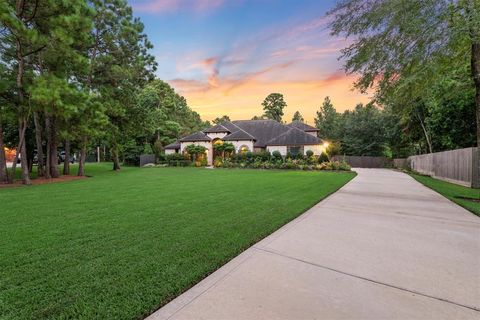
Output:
[[0, 0, 207, 185], [314, 96, 476, 158]]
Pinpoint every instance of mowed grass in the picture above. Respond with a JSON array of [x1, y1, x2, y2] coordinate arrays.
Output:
[[411, 174, 480, 216], [0, 164, 355, 319]]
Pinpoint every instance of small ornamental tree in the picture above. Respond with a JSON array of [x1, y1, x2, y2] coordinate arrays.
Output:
[[213, 142, 235, 159], [185, 144, 207, 163]]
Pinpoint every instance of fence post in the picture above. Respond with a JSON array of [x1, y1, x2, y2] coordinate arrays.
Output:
[[472, 147, 480, 188]]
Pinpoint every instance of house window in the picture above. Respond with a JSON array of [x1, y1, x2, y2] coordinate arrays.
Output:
[[239, 145, 249, 154], [287, 146, 303, 156]]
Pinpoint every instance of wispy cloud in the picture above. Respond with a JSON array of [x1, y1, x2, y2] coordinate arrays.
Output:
[[137, 2, 369, 121], [133, 0, 225, 14]]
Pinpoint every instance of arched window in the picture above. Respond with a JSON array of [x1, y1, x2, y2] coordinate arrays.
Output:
[[213, 139, 223, 146], [239, 145, 249, 154]]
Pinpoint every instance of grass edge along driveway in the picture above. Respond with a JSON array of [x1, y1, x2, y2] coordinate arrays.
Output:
[[410, 173, 480, 216], [0, 164, 355, 320]]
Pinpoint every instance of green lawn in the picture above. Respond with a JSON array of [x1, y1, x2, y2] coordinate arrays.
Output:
[[410, 174, 480, 216], [0, 164, 355, 319]]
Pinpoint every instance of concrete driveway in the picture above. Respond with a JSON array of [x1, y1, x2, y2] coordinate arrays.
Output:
[[148, 169, 480, 320]]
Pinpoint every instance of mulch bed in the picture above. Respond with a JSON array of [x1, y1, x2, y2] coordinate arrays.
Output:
[[0, 175, 87, 188]]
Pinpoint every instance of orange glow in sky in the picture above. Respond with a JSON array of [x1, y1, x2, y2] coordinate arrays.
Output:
[[132, 0, 372, 123]]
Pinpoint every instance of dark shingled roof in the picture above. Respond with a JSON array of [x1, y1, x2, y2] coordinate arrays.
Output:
[[217, 121, 242, 133], [203, 123, 230, 133], [223, 128, 256, 141], [287, 121, 319, 132], [232, 120, 292, 147], [189, 120, 321, 147], [164, 140, 180, 149], [179, 131, 211, 142], [266, 127, 321, 146]]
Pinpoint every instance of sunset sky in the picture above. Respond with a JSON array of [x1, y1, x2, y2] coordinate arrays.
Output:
[[129, 0, 371, 124]]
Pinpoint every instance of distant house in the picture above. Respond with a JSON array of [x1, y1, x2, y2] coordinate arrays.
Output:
[[164, 120, 325, 165]]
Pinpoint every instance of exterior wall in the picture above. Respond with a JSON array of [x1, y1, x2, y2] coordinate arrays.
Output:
[[267, 144, 324, 156], [180, 141, 213, 165], [230, 140, 254, 153], [304, 144, 324, 156], [206, 132, 228, 140], [165, 149, 176, 155], [267, 145, 287, 155]]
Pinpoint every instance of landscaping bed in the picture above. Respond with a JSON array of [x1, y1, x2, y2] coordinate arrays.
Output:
[[161, 150, 352, 171]]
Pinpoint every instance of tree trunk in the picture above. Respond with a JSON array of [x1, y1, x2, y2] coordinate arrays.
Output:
[[33, 111, 45, 177], [47, 115, 59, 178], [18, 118, 31, 185], [44, 113, 51, 179], [0, 119, 8, 184], [112, 144, 121, 171], [63, 139, 70, 175], [415, 111, 433, 154], [472, 42, 480, 147], [9, 120, 26, 183], [78, 136, 87, 176]]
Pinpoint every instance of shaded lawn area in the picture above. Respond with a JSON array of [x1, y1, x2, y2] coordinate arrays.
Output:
[[0, 164, 355, 319], [410, 174, 480, 216]]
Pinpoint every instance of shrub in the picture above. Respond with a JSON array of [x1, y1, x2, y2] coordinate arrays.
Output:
[[166, 153, 191, 167], [233, 152, 246, 163], [214, 156, 223, 167], [271, 151, 283, 162], [318, 152, 329, 163], [157, 153, 166, 163], [337, 161, 351, 171], [245, 151, 254, 163], [305, 150, 314, 157]]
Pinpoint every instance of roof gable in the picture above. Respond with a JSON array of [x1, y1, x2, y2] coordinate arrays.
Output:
[[223, 129, 256, 141], [179, 131, 211, 142], [287, 121, 319, 132], [164, 140, 180, 149], [203, 123, 230, 133]]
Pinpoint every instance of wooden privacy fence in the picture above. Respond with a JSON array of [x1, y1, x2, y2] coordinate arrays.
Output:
[[397, 147, 479, 188], [332, 155, 392, 168], [140, 154, 155, 167]]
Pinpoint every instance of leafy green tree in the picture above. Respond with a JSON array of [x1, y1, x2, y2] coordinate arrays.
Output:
[[136, 79, 207, 150], [341, 103, 386, 156], [251, 115, 265, 120], [0, 0, 50, 184], [86, 0, 157, 171], [0, 0, 94, 183], [314, 97, 342, 140], [262, 93, 286, 122], [292, 111, 304, 122], [213, 115, 231, 124], [328, 0, 480, 146]]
